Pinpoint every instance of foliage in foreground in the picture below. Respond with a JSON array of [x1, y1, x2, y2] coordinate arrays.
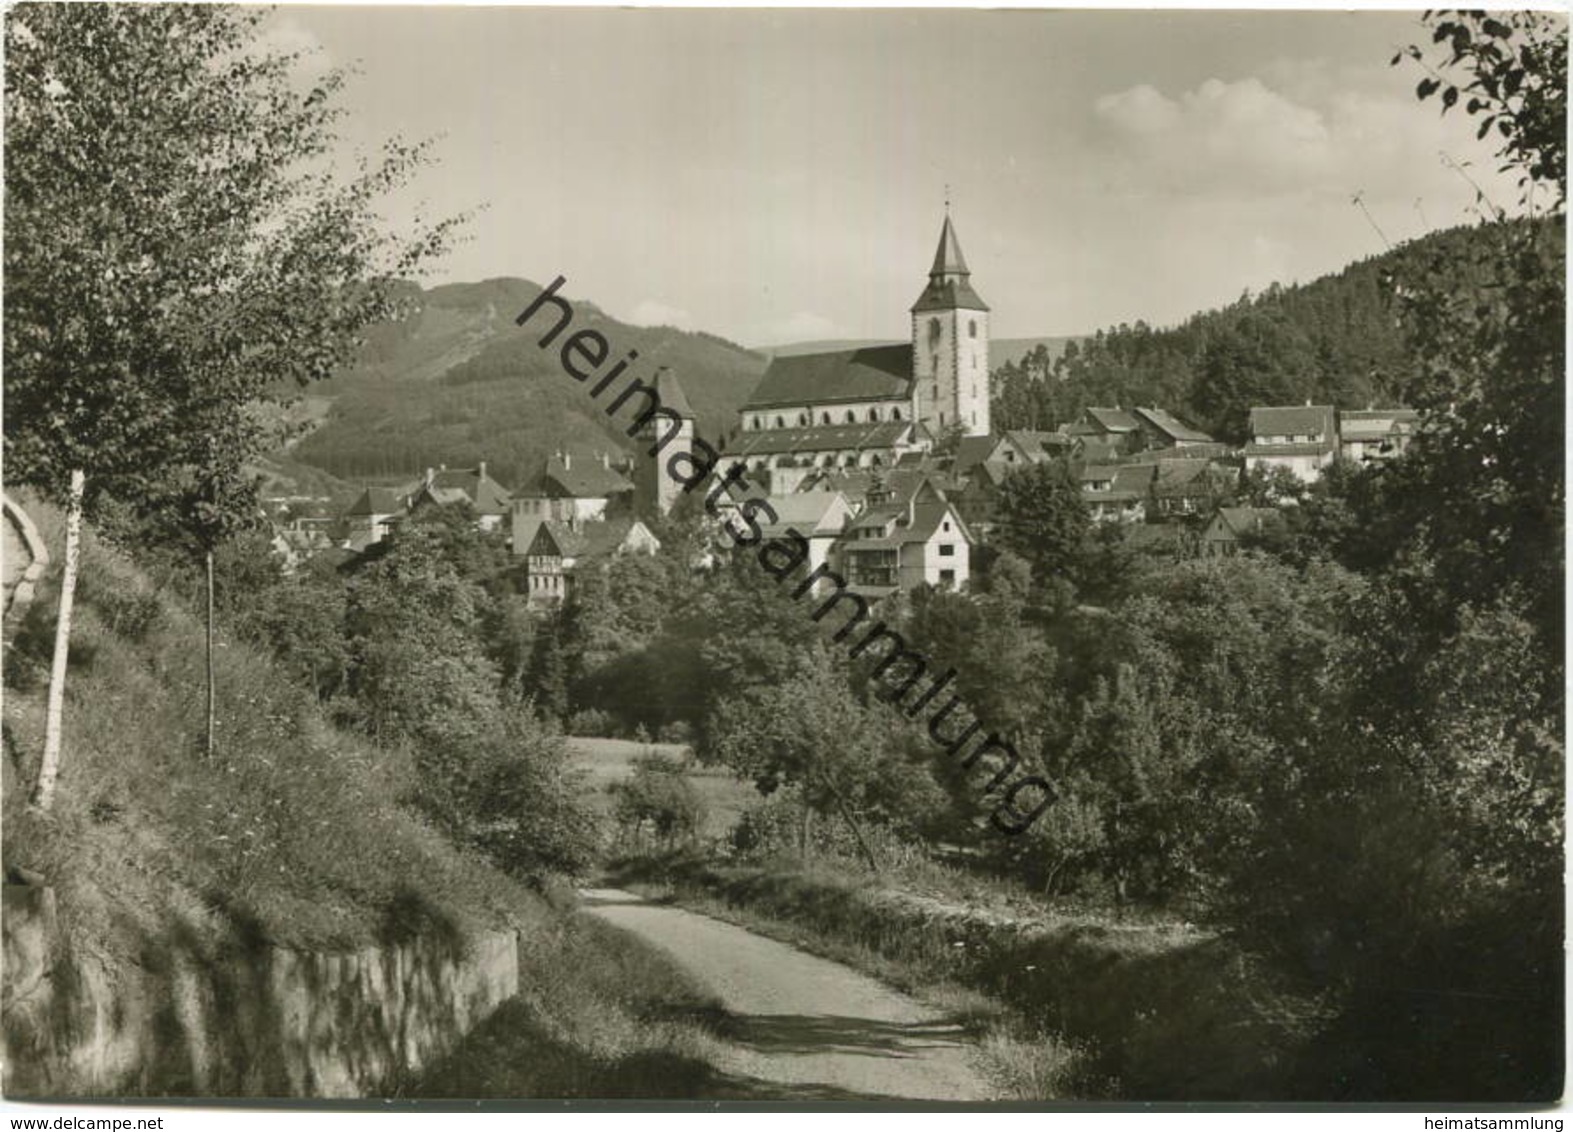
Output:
[[1, 494, 533, 952]]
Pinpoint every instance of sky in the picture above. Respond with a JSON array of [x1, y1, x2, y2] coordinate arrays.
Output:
[[267, 5, 1530, 346]]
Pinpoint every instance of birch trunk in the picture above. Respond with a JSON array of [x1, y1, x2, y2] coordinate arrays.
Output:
[[31, 468, 85, 813], [205, 548, 216, 760]]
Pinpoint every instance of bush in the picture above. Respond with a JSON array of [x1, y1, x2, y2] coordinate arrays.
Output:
[[567, 707, 615, 738], [657, 720, 694, 746], [728, 789, 930, 871], [609, 754, 707, 852]]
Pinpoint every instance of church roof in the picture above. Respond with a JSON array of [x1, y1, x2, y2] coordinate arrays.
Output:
[[912, 215, 989, 313], [729, 419, 914, 458], [647, 366, 695, 419], [743, 345, 914, 410], [930, 215, 970, 276]]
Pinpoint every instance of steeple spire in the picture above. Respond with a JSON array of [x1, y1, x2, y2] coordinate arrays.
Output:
[[911, 212, 988, 313], [929, 214, 971, 278]]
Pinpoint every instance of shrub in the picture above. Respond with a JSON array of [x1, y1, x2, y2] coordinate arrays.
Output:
[[610, 754, 708, 852], [566, 707, 614, 738]]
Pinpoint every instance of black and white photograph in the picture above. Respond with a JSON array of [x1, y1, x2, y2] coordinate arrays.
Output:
[[0, 1, 1565, 1115]]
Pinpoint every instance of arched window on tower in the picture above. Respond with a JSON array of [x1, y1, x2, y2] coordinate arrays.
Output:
[[969, 319, 977, 338]]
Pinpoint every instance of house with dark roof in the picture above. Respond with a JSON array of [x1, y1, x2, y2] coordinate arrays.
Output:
[[405, 463, 513, 531], [1201, 507, 1286, 557], [1131, 407, 1216, 450], [1069, 407, 1145, 455], [797, 463, 960, 514], [1080, 463, 1156, 522], [1245, 405, 1339, 482], [836, 480, 974, 595], [1150, 458, 1238, 518], [951, 457, 1016, 535], [952, 430, 1067, 479], [1066, 435, 1125, 467], [512, 451, 633, 557], [521, 515, 660, 605], [1339, 407, 1419, 464], [343, 486, 410, 549]]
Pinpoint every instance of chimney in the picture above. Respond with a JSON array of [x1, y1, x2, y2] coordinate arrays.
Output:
[[563, 452, 571, 470], [478, 460, 487, 480], [424, 466, 435, 487], [601, 451, 610, 470]]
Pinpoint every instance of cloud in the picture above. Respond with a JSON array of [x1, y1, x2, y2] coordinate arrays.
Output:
[[1088, 64, 1521, 216], [1094, 76, 1332, 194], [628, 299, 694, 330]]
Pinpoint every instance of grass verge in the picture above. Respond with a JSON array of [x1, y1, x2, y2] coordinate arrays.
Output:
[[401, 910, 736, 1099], [3, 491, 538, 963], [614, 854, 1316, 1101]]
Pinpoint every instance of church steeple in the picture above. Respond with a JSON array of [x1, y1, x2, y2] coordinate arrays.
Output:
[[909, 210, 991, 438], [930, 215, 970, 276], [912, 214, 989, 314]]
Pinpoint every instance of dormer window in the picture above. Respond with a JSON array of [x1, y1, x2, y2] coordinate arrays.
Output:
[[845, 410, 856, 424], [892, 408, 903, 421], [774, 416, 785, 429], [868, 408, 880, 422]]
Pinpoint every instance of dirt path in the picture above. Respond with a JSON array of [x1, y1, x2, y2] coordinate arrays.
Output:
[[579, 887, 994, 1102]]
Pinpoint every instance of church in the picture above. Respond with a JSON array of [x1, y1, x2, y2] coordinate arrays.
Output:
[[717, 212, 991, 491]]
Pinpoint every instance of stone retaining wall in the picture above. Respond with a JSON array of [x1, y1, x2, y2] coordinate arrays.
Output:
[[2, 885, 519, 1098]]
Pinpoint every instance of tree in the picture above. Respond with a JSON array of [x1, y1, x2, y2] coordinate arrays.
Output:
[[1389, 11, 1566, 669], [5, 5, 462, 796], [609, 753, 708, 851], [1399, 11, 1566, 214], [706, 646, 895, 871], [993, 460, 1091, 595]]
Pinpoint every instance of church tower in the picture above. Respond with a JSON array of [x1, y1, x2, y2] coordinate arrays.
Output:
[[633, 366, 695, 518], [910, 212, 990, 438]]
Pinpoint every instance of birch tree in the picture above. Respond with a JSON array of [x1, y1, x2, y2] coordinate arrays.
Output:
[[5, 4, 461, 804]]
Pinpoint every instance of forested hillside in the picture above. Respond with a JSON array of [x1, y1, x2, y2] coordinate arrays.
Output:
[[291, 278, 767, 488], [992, 221, 1549, 441]]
